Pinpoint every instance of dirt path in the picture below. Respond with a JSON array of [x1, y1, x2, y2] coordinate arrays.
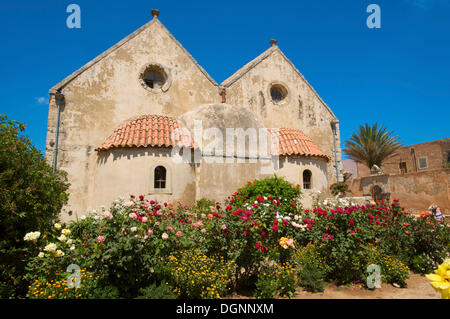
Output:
[[231, 272, 440, 299], [292, 272, 439, 299]]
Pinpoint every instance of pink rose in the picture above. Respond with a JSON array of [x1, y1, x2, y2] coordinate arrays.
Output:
[[103, 211, 113, 219], [97, 236, 105, 243], [129, 213, 137, 219], [221, 224, 227, 230], [130, 227, 137, 232], [162, 233, 168, 240], [142, 217, 148, 223], [176, 231, 182, 237], [148, 229, 153, 235], [168, 226, 173, 232], [200, 228, 206, 234]]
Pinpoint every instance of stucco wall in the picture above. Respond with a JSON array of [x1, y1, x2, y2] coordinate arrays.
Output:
[[46, 19, 219, 218], [94, 148, 196, 215], [223, 49, 342, 184]]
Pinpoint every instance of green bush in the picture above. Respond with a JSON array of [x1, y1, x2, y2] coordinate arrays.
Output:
[[229, 175, 302, 215], [293, 244, 328, 292], [0, 114, 69, 298], [255, 262, 297, 298], [164, 249, 235, 299], [136, 282, 177, 299]]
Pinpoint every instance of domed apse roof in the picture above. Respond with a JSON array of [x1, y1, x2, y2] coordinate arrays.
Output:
[[177, 103, 265, 133], [269, 128, 330, 161], [95, 115, 194, 151], [96, 109, 329, 161]]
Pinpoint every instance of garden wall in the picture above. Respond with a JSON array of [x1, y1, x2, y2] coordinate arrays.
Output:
[[349, 168, 450, 213]]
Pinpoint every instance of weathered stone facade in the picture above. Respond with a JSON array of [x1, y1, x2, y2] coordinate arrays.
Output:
[[45, 11, 343, 220]]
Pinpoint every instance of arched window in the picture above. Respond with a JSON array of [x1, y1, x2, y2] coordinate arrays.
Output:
[[154, 166, 166, 189], [303, 170, 312, 190]]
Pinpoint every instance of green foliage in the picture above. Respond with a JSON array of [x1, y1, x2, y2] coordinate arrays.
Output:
[[0, 114, 69, 298], [293, 244, 328, 292], [254, 262, 297, 298], [360, 244, 410, 288], [26, 267, 114, 299], [230, 175, 302, 215], [164, 249, 235, 299], [343, 123, 403, 169], [136, 282, 177, 299], [329, 182, 349, 197]]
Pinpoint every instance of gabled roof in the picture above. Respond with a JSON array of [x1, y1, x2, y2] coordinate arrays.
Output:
[[221, 45, 337, 119], [49, 17, 217, 94]]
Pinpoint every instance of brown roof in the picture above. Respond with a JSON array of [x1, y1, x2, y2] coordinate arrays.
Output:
[[269, 128, 330, 160], [95, 115, 194, 151], [97, 116, 329, 161]]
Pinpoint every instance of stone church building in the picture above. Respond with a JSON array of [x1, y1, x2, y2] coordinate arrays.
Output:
[[45, 10, 343, 219]]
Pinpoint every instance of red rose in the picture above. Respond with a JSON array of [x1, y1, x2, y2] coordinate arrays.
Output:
[[255, 242, 261, 250], [261, 246, 268, 253]]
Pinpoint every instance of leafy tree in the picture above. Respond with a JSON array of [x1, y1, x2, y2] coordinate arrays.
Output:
[[343, 123, 403, 169], [0, 114, 69, 297]]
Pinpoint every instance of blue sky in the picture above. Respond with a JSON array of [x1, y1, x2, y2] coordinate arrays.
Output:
[[0, 0, 449, 156]]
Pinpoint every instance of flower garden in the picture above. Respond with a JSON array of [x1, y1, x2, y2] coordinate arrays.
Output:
[[9, 177, 450, 299]]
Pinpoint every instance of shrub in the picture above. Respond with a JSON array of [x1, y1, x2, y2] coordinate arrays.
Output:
[[255, 262, 297, 298], [0, 115, 69, 297], [164, 249, 235, 299], [26, 267, 116, 299], [329, 182, 349, 197], [136, 282, 177, 299], [360, 244, 410, 288], [229, 176, 302, 215], [293, 243, 329, 292]]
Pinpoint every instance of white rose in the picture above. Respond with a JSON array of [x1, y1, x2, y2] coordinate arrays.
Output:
[[54, 223, 61, 230], [62, 229, 71, 236], [44, 243, 57, 253], [24, 231, 41, 242], [57, 234, 67, 242], [66, 239, 73, 245], [80, 215, 86, 220], [38, 252, 45, 258], [55, 250, 65, 257]]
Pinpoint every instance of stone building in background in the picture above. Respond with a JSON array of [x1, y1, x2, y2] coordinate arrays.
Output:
[[346, 138, 450, 213], [45, 10, 343, 220]]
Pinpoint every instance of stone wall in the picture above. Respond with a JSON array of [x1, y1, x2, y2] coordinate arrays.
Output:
[[349, 168, 450, 213]]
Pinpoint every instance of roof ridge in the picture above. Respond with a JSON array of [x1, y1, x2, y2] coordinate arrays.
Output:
[[221, 46, 277, 87], [221, 47, 337, 119]]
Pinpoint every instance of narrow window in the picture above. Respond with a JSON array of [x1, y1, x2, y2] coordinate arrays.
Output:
[[303, 169, 312, 190], [418, 157, 428, 170], [399, 162, 407, 174], [447, 151, 450, 164], [154, 166, 166, 189]]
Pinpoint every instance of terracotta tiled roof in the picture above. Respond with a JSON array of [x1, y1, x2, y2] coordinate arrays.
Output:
[[269, 128, 330, 161], [97, 116, 329, 161], [96, 115, 194, 151]]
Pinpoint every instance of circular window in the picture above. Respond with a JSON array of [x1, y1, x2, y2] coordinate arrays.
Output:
[[139, 63, 171, 93], [270, 83, 288, 104]]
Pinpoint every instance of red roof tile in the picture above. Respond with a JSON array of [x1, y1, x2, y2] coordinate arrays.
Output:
[[96, 115, 194, 151], [97, 117, 329, 161], [269, 128, 330, 161]]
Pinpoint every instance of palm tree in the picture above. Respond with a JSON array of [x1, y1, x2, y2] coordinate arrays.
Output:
[[343, 123, 403, 170]]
